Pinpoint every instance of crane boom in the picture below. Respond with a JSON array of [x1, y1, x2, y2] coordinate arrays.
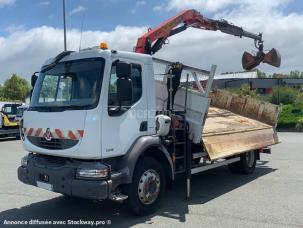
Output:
[[135, 9, 281, 70]]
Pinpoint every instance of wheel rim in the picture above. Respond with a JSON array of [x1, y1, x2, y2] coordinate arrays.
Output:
[[138, 169, 161, 205], [246, 151, 255, 168]]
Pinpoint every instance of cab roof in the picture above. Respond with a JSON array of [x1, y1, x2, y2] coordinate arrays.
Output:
[[42, 48, 153, 69]]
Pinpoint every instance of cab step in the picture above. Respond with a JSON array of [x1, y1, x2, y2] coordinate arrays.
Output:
[[109, 192, 128, 203]]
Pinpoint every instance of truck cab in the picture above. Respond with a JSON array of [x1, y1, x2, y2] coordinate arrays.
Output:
[[21, 47, 156, 159], [18, 47, 168, 214], [0, 103, 21, 138], [1, 103, 21, 122]]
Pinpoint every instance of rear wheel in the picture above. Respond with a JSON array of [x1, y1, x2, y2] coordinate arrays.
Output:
[[228, 151, 257, 174], [125, 157, 166, 216]]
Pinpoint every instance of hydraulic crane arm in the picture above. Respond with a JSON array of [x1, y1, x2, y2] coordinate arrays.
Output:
[[135, 9, 281, 70]]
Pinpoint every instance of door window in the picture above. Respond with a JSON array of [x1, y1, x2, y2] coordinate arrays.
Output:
[[108, 62, 142, 116]]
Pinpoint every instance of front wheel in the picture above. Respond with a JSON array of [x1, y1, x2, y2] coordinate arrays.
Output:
[[228, 150, 257, 174], [125, 157, 166, 216]]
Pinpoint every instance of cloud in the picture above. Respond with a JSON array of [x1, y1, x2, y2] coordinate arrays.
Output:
[[0, 0, 303, 84], [153, 5, 163, 12], [0, 25, 146, 83], [39, 1, 50, 6], [131, 0, 146, 14], [6, 24, 26, 33], [0, 0, 15, 8], [166, 0, 239, 13], [165, 0, 291, 13], [69, 5, 86, 15]]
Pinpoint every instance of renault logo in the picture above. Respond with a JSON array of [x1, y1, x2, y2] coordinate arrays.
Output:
[[45, 128, 52, 141]]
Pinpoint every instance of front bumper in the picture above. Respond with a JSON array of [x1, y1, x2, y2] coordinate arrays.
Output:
[[18, 154, 123, 200], [0, 128, 19, 136]]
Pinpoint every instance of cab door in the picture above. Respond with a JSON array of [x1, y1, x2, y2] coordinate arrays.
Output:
[[101, 59, 148, 158]]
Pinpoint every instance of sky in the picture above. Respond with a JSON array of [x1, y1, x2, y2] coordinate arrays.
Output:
[[0, 0, 303, 83]]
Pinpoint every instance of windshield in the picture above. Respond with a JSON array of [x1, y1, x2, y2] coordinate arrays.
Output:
[[31, 58, 105, 111], [2, 105, 19, 115]]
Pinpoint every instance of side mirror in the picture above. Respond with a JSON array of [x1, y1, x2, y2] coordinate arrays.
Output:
[[116, 62, 133, 102], [31, 72, 39, 88], [116, 62, 131, 78], [30, 72, 39, 101], [117, 78, 133, 102]]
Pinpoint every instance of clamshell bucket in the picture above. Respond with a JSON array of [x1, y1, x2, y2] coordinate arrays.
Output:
[[242, 48, 281, 70]]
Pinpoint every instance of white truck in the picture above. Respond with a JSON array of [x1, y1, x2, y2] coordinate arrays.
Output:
[[18, 9, 281, 216]]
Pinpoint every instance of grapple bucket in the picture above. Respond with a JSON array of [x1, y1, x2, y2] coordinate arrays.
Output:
[[263, 48, 281, 67], [242, 48, 281, 70], [242, 51, 260, 70]]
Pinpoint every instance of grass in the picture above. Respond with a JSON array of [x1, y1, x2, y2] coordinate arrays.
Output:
[[278, 104, 303, 129], [226, 84, 303, 130]]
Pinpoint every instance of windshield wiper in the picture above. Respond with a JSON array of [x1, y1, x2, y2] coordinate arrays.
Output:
[[29, 106, 66, 112], [29, 104, 89, 112], [64, 104, 90, 110]]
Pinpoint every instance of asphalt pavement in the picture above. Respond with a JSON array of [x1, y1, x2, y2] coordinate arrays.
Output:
[[0, 132, 302, 228]]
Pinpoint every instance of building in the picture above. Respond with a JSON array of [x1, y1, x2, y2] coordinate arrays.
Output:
[[212, 78, 303, 94]]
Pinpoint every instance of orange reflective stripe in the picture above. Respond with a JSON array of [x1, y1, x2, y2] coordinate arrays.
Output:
[[27, 128, 33, 136], [68, 131, 77, 141], [35, 128, 42, 137], [77, 130, 84, 138], [55, 129, 64, 139]]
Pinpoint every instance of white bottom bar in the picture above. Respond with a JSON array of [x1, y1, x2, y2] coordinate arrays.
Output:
[[191, 157, 240, 174]]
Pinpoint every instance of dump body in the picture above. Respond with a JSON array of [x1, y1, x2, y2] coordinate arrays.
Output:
[[156, 78, 280, 160], [203, 90, 280, 160]]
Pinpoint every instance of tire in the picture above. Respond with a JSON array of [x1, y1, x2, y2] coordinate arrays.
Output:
[[125, 157, 166, 216], [228, 151, 257, 175]]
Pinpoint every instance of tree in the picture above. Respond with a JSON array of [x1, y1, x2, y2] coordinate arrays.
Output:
[[295, 92, 303, 105], [272, 73, 286, 78], [270, 86, 297, 105], [256, 69, 267, 78], [290, 70, 301, 78], [0, 84, 3, 97], [228, 84, 258, 98], [2, 74, 31, 101]]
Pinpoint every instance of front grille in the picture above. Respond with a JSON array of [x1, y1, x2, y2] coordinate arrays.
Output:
[[41, 155, 67, 166], [33, 154, 68, 167], [27, 136, 79, 150], [40, 138, 62, 149]]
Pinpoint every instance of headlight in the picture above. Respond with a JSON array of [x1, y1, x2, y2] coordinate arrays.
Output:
[[21, 156, 28, 167], [76, 167, 109, 180]]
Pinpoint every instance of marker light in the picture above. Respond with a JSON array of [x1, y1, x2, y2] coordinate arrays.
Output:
[[99, 42, 108, 50]]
